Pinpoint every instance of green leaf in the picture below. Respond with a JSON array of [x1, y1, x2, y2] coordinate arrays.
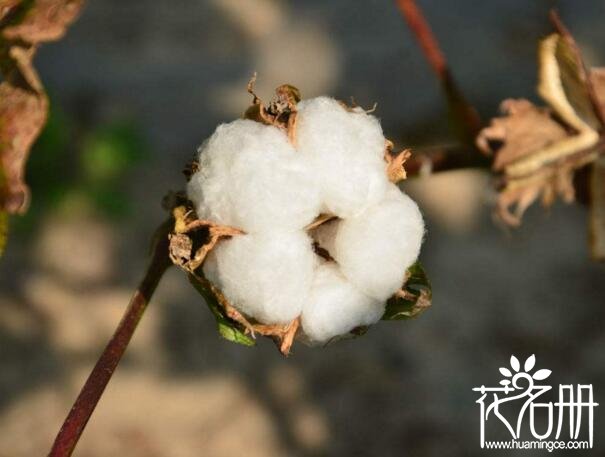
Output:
[[81, 122, 145, 183], [188, 274, 255, 347], [382, 261, 432, 320]]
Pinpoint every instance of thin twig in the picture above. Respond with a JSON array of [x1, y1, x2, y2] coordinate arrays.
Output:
[[404, 145, 491, 177], [48, 219, 173, 457], [395, 0, 482, 142]]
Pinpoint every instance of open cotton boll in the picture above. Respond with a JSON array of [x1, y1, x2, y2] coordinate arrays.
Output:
[[328, 184, 424, 301], [205, 231, 317, 324], [296, 97, 389, 218], [187, 119, 321, 232], [302, 263, 384, 343]]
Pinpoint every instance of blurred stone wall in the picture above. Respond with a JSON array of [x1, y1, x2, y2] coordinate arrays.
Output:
[[1, 1, 604, 456]]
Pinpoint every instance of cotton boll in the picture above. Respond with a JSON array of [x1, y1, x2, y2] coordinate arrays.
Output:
[[302, 263, 384, 343], [187, 119, 321, 232], [332, 184, 425, 301], [296, 97, 389, 217], [208, 231, 317, 324]]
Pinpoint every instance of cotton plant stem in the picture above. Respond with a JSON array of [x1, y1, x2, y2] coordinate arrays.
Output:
[[48, 220, 173, 457], [395, 0, 482, 142]]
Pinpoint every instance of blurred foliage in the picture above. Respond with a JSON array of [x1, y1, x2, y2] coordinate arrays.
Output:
[[12, 100, 146, 236]]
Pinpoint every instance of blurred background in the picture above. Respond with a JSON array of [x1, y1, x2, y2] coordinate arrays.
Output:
[[1, 1, 605, 455]]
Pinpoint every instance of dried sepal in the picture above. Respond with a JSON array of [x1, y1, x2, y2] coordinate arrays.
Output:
[[168, 205, 244, 272], [244, 73, 300, 144], [188, 273, 256, 347], [382, 262, 432, 320], [384, 140, 411, 183]]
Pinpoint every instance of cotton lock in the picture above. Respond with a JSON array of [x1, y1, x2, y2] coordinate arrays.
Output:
[[187, 96, 425, 343]]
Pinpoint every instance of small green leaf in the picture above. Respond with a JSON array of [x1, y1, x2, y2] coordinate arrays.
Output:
[[188, 274, 255, 347], [382, 261, 432, 320]]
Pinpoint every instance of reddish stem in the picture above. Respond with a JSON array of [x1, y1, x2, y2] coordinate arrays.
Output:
[[395, 0, 447, 80], [395, 0, 482, 142], [48, 220, 172, 457]]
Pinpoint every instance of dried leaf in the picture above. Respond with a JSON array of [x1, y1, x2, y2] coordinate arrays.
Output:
[[0, 70, 48, 213], [382, 262, 432, 320], [477, 21, 605, 226], [1, 0, 84, 43], [477, 99, 569, 172], [0, 0, 84, 215]]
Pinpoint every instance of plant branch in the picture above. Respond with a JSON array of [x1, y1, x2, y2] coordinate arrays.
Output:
[[405, 145, 491, 177], [395, 0, 482, 142], [48, 219, 173, 457]]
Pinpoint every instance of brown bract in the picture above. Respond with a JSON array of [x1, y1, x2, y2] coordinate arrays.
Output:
[[384, 139, 411, 183], [244, 73, 301, 145], [0, 0, 84, 214]]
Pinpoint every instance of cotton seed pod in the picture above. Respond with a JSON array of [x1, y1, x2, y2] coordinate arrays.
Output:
[[169, 79, 431, 355]]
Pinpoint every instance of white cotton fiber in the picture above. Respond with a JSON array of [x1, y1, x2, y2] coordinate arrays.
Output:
[[301, 263, 384, 343], [188, 95, 427, 342], [187, 119, 320, 233], [314, 184, 424, 301], [203, 231, 317, 324], [296, 97, 389, 218]]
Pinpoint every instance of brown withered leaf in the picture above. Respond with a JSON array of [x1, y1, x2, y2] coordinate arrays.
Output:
[[1, 0, 84, 43], [477, 15, 605, 226], [476, 99, 575, 225], [0, 0, 84, 214], [477, 99, 569, 172]]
